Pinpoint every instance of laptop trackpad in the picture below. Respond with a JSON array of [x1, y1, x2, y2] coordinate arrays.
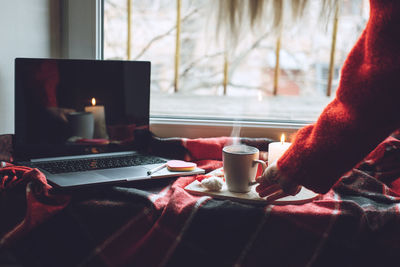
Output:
[[96, 166, 148, 180], [49, 172, 113, 187]]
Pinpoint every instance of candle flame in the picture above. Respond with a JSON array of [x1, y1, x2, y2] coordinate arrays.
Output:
[[91, 98, 96, 106], [280, 134, 285, 144]]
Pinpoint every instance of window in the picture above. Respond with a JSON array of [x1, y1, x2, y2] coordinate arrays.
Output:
[[103, 0, 369, 137]]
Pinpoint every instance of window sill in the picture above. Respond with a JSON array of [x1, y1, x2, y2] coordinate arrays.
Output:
[[150, 117, 308, 140]]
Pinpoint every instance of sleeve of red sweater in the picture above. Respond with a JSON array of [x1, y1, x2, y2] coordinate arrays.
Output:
[[31, 60, 59, 108], [277, 0, 400, 194]]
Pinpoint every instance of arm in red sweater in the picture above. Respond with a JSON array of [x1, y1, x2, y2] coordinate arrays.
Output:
[[29, 60, 59, 108], [277, 0, 400, 194]]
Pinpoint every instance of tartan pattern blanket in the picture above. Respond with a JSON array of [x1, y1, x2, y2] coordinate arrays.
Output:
[[1, 135, 400, 267]]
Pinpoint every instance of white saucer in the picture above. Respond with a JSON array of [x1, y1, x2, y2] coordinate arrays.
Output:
[[184, 180, 319, 205]]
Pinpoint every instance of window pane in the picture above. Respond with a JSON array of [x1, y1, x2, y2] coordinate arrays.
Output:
[[104, 0, 369, 123]]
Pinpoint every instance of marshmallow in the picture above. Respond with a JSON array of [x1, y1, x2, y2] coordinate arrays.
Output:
[[201, 176, 223, 191]]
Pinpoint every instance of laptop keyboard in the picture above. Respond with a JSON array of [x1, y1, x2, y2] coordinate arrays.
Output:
[[32, 155, 167, 174]]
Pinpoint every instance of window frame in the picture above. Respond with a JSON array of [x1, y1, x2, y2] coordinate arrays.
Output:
[[61, 0, 103, 60], [150, 117, 305, 139], [63, 0, 306, 140]]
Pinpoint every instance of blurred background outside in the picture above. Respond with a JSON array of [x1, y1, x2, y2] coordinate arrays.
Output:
[[104, 0, 369, 123]]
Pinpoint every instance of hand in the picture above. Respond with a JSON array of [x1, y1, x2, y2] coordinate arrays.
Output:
[[46, 107, 75, 123], [255, 161, 301, 201]]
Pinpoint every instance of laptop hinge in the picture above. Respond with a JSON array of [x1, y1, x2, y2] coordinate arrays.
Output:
[[30, 151, 138, 163]]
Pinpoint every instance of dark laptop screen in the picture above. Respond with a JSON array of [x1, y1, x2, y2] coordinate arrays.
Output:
[[14, 58, 151, 160]]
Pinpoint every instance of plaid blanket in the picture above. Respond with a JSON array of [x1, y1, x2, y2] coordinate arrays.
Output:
[[1, 135, 400, 267]]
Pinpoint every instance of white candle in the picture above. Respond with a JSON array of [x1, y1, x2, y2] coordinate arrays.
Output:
[[84, 98, 108, 139], [268, 134, 291, 164]]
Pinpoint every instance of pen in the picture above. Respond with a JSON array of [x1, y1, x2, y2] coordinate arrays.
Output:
[[147, 163, 167, 175]]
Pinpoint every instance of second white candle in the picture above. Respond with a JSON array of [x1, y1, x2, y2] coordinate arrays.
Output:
[[268, 134, 291, 164]]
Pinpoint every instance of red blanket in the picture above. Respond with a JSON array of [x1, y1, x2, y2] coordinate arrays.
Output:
[[1, 136, 400, 266]]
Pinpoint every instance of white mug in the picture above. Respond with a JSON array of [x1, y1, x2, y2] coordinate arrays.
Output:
[[223, 145, 267, 193]]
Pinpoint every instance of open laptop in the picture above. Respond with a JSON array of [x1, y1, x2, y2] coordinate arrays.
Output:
[[14, 58, 204, 188]]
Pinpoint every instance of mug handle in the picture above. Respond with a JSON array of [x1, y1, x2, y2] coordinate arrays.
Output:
[[249, 159, 267, 185]]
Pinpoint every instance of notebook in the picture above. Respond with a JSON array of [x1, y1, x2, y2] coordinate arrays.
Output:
[[13, 58, 204, 188]]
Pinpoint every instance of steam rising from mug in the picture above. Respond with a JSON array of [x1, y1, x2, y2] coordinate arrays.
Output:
[[230, 122, 241, 146]]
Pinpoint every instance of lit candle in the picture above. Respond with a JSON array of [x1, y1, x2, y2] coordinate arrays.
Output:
[[84, 98, 108, 139], [268, 134, 291, 164]]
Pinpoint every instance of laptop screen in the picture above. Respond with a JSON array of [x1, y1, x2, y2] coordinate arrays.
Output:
[[14, 58, 151, 160]]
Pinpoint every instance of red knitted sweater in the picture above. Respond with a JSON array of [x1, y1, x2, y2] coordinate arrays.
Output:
[[277, 0, 400, 194]]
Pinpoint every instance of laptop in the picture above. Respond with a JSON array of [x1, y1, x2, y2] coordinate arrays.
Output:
[[14, 58, 204, 188]]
